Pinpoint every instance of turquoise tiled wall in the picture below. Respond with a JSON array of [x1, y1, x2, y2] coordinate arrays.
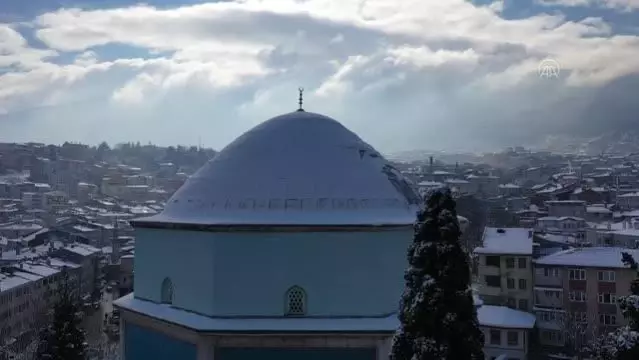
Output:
[[124, 322, 196, 360], [215, 347, 377, 360]]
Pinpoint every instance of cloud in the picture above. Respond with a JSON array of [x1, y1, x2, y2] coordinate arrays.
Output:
[[0, 0, 638, 152], [537, 0, 639, 12]]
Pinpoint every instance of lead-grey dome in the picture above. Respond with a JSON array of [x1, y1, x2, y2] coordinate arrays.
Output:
[[137, 111, 422, 226]]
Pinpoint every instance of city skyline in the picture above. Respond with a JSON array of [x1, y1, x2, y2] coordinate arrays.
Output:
[[1, 0, 639, 154]]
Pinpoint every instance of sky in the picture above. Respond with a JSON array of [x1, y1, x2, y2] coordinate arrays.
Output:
[[0, 0, 638, 154]]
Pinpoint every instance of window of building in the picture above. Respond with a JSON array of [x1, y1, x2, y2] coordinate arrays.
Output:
[[507, 278, 515, 289], [507, 297, 516, 308], [518, 299, 528, 311], [569, 269, 586, 280], [569, 291, 587, 302], [507, 331, 519, 346], [599, 314, 617, 325], [506, 257, 515, 268], [537, 310, 562, 322], [486, 256, 500, 267], [490, 329, 501, 345], [544, 268, 559, 277], [598, 271, 616, 282], [285, 286, 307, 316], [573, 312, 588, 323], [160, 277, 173, 304], [598, 293, 617, 304], [518, 257, 527, 269], [543, 290, 561, 299], [518, 279, 527, 290], [485, 275, 501, 288], [541, 330, 562, 343]]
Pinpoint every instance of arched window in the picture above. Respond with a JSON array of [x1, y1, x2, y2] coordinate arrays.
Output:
[[285, 286, 306, 316], [161, 277, 173, 304]]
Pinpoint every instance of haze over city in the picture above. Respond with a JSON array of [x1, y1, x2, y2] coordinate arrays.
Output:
[[5, 2, 639, 360], [1, 0, 639, 153]]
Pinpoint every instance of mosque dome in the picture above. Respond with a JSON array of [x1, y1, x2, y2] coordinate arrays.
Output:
[[137, 110, 422, 227]]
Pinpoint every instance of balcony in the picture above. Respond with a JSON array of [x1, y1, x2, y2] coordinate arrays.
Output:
[[534, 287, 563, 309], [534, 267, 563, 287], [534, 307, 564, 330]]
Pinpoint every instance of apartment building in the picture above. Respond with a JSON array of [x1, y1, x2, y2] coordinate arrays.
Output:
[[0, 258, 83, 351], [474, 227, 534, 312], [536, 216, 587, 234], [617, 192, 639, 210], [545, 200, 586, 218], [21, 192, 45, 209], [477, 305, 536, 360], [55, 243, 101, 297], [43, 191, 68, 212], [533, 247, 639, 349]]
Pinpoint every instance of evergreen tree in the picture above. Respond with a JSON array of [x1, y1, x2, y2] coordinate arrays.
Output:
[[36, 272, 88, 360], [391, 189, 484, 360], [590, 252, 639, 360]]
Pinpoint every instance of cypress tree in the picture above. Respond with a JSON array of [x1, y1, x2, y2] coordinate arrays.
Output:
[[36, 271, 88, 360], [391, 189, 484, 360]]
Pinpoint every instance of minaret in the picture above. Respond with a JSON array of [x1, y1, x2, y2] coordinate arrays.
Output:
[[429, 156, 434, 180], [615, 175, 620, 208], [111, 217, 120, 264], [297, 87, 305, 112]]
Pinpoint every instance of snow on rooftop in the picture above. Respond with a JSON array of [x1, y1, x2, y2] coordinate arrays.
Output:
[[136, 111, 422, 227], [12, 271, 42, 281], [114, 294, 398, 332], [0, 223, 43, 231], [19, 263, 60, 277], [590, 221, 633, 231], [445, 179, 469, 184], [545, 200, 585, 205], [48, 258, 81, 269], [622, 210, 639, 218], [587, 206, 612, 214], [0, 274, 31, 291], [474, 227, 533, 255], [417, 181, 444, 187], [573, 187, 608, 194], [535, 233, 579, 244], [535, 247, 639, 268], [610, 229, 639, 237], [64, 243, 101, 256], [72, 225, 95, 232], [537, 216, 584, 222], [477, 305, 536, 329], [129, 206, 158, 215]]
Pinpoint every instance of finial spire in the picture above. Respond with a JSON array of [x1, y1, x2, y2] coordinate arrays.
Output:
[[297, 87, 304, 112]]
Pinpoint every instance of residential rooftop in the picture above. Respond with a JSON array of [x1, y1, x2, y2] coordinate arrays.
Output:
[[534, 247, 639, 268], [477, 305, 536, 329], [474, 227, 533, 255]]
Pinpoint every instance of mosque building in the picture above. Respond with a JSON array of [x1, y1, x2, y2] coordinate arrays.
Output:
[[114, 91, 422, 360]]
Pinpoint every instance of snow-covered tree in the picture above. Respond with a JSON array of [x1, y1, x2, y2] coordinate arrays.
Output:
[[391, 189, 484, 360], [86, 336, 120, 360], [36, 272, 88, 360], [590, 252, 639, 360], [557, 311, 599, 359]]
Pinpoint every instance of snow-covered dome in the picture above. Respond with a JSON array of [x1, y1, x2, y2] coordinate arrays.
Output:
[[137, 111, 422, 226]]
